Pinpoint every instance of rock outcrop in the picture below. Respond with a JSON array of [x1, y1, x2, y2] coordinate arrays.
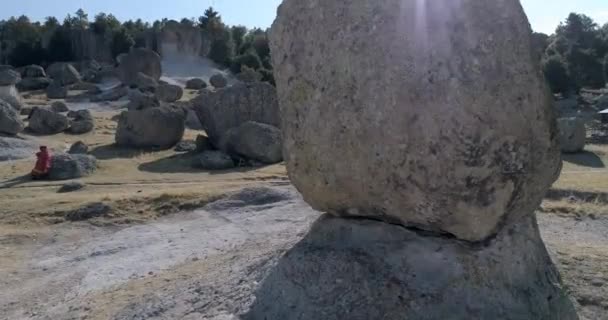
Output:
[[557, 117, 586, 153], [28, 107, 70, 134], [263, 0, 578, 319], [115, 105, 186, 149], [222, 121, 283, 164], [117, 48, 162, 86], [192, 82, 280, 148], [0, 99, 24, 135]]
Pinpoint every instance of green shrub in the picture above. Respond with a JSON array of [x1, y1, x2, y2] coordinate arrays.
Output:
[[543, 55, 573, 94]]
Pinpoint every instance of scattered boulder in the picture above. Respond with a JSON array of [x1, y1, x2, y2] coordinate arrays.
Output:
[[209, 74, 227, 88], [155, 84, 183, 102], [47, 62, 81, 86], [48, 153, 97, 180], [0, 136, 38, 161], [134, 72, 158, 91], [22, 65, 46, 78], [0, 99, 25, 135], [192, 151, 235, 170], [67, 109, 92, 120], [28, 108, 70, 134], [192, 82, 280, 147], [0, 69, 21, 85], [51, 101, 69, 113], [91, 85, 128, 102], [186, 78, 207, 90], [116, 105, 186, 149], [65, 202, 110, 221], [16, 77, 51, 91], [0, 85, 23, 110], [67, 110, 94, 134], [174, 140, 197, 152], [68, 141, 89, 154], [558, 117, 586, 153], [46, 82, 68, 99], [195, 134, 212, 152], [266, 0, 577, 318], [222, 121, 283, 164], [118, 48, 162, 86], [58, 181, 85, 193]]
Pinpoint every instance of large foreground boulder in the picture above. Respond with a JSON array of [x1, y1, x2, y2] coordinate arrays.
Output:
[[48, 153, 97, 180], [192, 82, 280, 147], [116, 105, 186, 149], [28, 108, 70, 134], [117, 48, 162, 86], [222, 121, 283, 164], [557, 117, 586, 153], [268, 0, 577, 318], [0, 99, 24, 135]]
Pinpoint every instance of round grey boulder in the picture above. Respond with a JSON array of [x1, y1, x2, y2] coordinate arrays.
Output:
[[222, 121, 283, 164], [48, 153, 97, 180], [118, 48, 162, 86], [22, 65, 46, 78], [68, 141, 89, 154], [209, 74, 227, 88], [186, 78, 207, 90], [0, 99, 25, 135], [270, 0, 561, 242], [557, 117, 586, 153], [115, 105, 186, 149], [28, 108, 70, 134], [155, 84, 183, 102]]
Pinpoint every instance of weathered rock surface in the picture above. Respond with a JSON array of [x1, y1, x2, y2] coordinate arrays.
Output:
[[118, 48, 162, 86], [68, 141, 89, 154], [17, 77, 51, 91], [67, 110, 94, 135], [51, 101, 69, 113], [47, 62, 81, 86], [209, 74, 227, 88], [192, 82, 280, 147], [0, 99, 24, 135], [0, 85, 23, 110], [270, 0, 561, 242], [155, 84, 183, 102], [0, 69, 21, 85], [222, 121, 283, 164], [134, 72, 158, 91], [186, 78, 207, 90], [246, 214, 577, 320], [48, 153, 97, 180], [28, 108, 70, 134], [192, 151, 235, 170], [557, 117, 586, 153], [116, 105, 186, 149], [46, 82, 68, 99], [126, 90, 160, 110], [236, 68, 262, 83]]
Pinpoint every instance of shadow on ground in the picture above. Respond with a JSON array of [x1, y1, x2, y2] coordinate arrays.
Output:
[[562, 151, 605, 168], [90, 144, 148, 160], [0, 175, 31, 189], [138, 152, 258, 174]]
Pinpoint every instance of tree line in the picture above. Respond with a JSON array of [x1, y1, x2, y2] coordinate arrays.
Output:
[[0, 7, 273, 83]]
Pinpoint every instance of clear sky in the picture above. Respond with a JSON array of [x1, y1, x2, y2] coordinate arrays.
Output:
[[1, 0, 607, 34]]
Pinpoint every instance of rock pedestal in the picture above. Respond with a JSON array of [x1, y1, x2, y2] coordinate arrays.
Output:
[[264, 0, 578, 319]]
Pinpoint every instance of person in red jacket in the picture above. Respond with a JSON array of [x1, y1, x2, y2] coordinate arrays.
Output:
[[31, 146, 52, 180]]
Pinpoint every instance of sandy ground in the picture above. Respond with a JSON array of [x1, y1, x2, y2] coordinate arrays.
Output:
[[1, 89, 608, 319]]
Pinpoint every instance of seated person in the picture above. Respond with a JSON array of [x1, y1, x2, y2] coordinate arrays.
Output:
[[31, 146, 52, 180]]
